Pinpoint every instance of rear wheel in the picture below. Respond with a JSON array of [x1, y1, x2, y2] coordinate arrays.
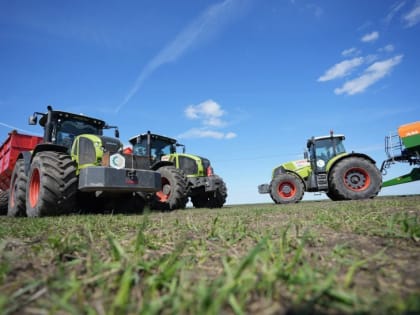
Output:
[[8, 159, 27, 216], [26, 151, 78, 217], [151, 166, 188, 210], [270, 173, 304, 204], [328, 156, 382, 200], [0, 190, 8, 215]]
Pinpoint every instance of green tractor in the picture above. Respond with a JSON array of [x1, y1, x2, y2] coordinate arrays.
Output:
[[129, 132, 227, 209], [8, 105, 161, 216], [258, 132, 382, 204]]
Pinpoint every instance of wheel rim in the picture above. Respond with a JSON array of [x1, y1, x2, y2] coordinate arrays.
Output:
[[277, 181, 296, 199], [343, 167, 370, 191], [156, 177, 171, 202], [29, 169, 40, 208]]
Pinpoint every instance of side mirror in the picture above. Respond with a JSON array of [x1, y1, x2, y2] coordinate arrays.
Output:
[[29, 115, 38, 125]]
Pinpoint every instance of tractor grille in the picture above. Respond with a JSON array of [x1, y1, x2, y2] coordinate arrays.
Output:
[[179, 156, 198, 175], [79, 136, 96, 165]]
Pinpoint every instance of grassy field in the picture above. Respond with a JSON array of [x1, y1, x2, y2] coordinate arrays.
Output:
[[1, 196, 420, 315]]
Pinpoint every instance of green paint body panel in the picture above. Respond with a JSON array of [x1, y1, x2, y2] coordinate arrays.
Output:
[[382, 168, 420, 187], [401, 134, 420, 152], [70, 134, 104, 174], [271, 153, 349, 181], [163, 153, 206, 177]]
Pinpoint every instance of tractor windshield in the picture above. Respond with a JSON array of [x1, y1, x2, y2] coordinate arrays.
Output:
[[55, 119, 102, 149], [314, 138, 346, 161], [133, 138, 173, 160]]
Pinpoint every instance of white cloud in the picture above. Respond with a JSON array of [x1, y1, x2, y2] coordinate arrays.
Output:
[[182, 100, 237, 139], [334, 55, 403, 95], [185, 99, 225, 127], [317, 57, 364, 82], [403, 2, 420, 27], [341, 47, 360, 57], [178, 128, 237, 140], [379, 44, 395, 53], [361, 31, 379, 43]]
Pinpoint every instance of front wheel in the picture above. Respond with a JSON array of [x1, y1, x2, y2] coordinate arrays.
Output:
[[150, 166, 188, 210], [269, 173, 304, 204], [26, 152, 78, 217], [328, 156, 382, 200]]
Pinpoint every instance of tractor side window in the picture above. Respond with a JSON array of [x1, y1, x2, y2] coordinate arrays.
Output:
[[334, 139, 346, 154], [133, 143, 147, 156]]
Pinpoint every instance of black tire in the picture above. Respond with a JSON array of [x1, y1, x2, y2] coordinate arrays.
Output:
[[26, 151, 78, 217], [8, 159, 27, 217], [0, 190, 8, 215], [328, 156, 382, 200], [150, 166, 188, 210], [326, 191, 344, 201], [191, 179, 228, 208], [269, 173, 304, 204]]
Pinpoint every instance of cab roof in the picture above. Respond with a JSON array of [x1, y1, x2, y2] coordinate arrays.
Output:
[[39, 110, 106, 128], [129, 133, 177, 145]]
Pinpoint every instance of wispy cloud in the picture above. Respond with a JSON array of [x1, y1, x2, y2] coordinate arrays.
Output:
[[0, 122, 40, 135], [317, 57, 364, 82], [178, 128, 237, 140], [334, 55, 403, 95], [341, 47, 361, 57], [115, 0, 250, 113], [385, 1, 406, 24], [378, 44, 395, 53], [180, 99, 236, 139], [361, 31, 379, 43], [403, 1, 420, 27], [306, 4, 324, 18]]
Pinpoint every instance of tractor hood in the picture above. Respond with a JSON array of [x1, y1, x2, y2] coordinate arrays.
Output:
[[272, 159, 310, 179]]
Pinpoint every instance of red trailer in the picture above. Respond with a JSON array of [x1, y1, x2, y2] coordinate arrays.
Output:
[[0, 131, 42, 213]]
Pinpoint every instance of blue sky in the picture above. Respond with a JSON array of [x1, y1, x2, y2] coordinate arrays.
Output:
[[1, 0, 419, 204]]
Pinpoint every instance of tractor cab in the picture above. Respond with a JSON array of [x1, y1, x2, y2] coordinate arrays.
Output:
[[306, 133, 346, 172], [129, 132, 185, 163], [29, 106, 120, 152]]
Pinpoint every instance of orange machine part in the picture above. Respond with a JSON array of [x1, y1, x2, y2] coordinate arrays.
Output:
[[398, 121, 420, 138]]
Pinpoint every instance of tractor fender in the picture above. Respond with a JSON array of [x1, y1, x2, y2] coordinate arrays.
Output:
[[151, 160, 174, 171], [31, 143, 68, 159], [328, 152, 377, 172]]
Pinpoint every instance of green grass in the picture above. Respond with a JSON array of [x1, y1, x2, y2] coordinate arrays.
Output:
[[1, 196, 420, 314]]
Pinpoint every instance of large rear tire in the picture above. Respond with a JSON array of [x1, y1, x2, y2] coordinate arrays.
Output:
[[0, 190, 8, 215], [151, 166, 188, 210], [269, 173, 304, 204], [8, 159, 27, 217], [328, 156, 382, 200], [26, 152, 78, 217]]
